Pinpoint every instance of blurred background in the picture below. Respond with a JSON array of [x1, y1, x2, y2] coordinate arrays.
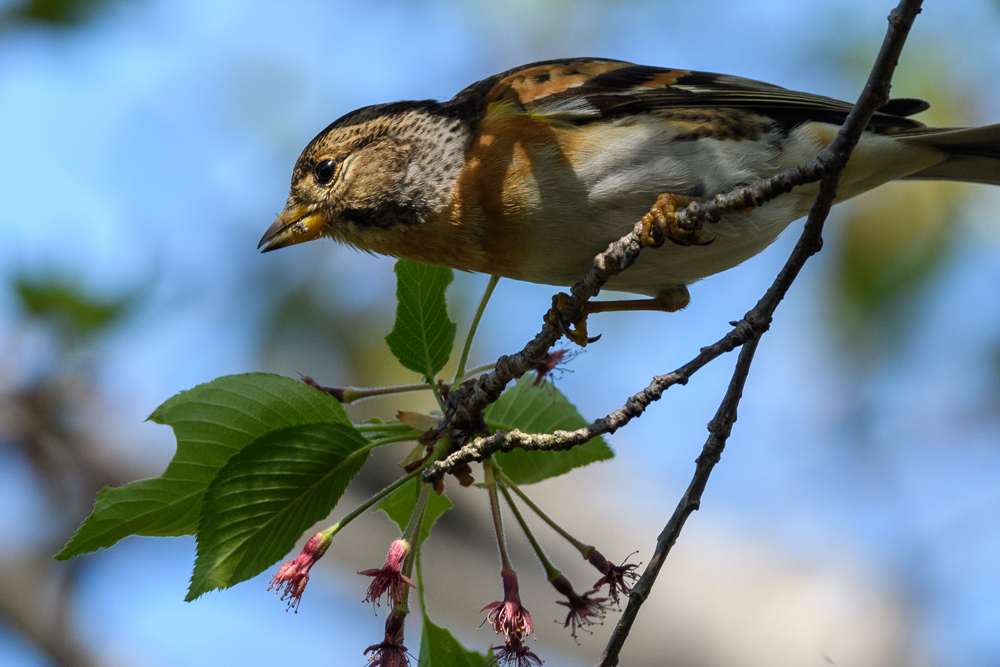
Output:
[[2, 0, 1000, 665]]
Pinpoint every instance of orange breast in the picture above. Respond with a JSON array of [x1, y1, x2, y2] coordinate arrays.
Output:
[[448, 112, 575, 279]]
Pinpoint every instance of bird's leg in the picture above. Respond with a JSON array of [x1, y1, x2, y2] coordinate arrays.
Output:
[[545, 286, 691, 347], [587, 285, 691, 314], [640, 193, 715, 247], [545, 192, 708, 346]]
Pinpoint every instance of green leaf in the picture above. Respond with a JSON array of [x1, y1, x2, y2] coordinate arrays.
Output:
[[378, 477, 453, 546], [384, 260, 456, 381], [485, 377, 613, 485], [419, 614, 491, 667], [56, 374, 349, 560], [187, 422, 370, 600]]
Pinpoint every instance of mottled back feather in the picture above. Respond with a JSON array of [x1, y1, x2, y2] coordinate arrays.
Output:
[[447, 58, 928, 133]]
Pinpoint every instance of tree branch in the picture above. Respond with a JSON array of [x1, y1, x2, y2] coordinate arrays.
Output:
[[423, 318, 761, 478]]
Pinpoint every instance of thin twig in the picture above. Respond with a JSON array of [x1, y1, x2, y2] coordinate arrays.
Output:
[[423, 320, 758, 479], [596, 337, 761, 665], [453, 275, 501, 387]]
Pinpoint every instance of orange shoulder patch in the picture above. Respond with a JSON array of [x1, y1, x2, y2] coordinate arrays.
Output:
[[632, 69, 690, 90], [484, 59, 630, 106]]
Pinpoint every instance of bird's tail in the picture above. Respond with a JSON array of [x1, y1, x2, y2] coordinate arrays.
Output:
[[898, 124, 1000, 186]]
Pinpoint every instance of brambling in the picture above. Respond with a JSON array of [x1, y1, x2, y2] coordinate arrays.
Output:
[[260, 58, 999, 317]]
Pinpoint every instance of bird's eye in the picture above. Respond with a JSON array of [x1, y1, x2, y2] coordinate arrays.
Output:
[[313, 159, 338, 185]]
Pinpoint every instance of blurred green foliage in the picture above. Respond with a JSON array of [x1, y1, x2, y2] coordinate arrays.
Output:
[[14, 274, 138, 345], [259, 276, 394, 377], [834, 181, 962, 323], [3, 0, 121, 27], [828, 45, 974, 350]]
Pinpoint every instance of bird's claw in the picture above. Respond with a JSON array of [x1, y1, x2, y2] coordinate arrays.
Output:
[[545, 293, 601, 347], [640, 193, 715, 248]]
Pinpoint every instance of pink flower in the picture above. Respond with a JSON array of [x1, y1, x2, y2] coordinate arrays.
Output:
[[549, 573, 609, 639], [556, 590, 609, 639], [359, 539, 416, 613], [481, 570, 534, 641], [531, 349, 576, 386], [488, 635, 544, 667], [589, 550, 640, 607], [268, 532, 332, 612], [364, 610, 410, 666]]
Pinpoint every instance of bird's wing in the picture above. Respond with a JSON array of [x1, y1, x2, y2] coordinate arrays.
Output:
[[451, 58, 928, 132]]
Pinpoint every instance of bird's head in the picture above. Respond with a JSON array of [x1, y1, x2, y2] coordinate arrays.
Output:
[[258, 101, 463, 254]]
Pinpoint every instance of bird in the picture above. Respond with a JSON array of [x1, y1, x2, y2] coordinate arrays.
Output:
[[259, 57, 1000, 323]]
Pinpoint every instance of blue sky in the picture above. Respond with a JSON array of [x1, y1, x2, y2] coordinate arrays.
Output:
[[3, 1, 1000, 665]]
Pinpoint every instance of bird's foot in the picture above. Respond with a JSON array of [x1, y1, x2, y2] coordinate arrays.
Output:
[[640, 193, 715, 247], [545, 293, 601, 347]]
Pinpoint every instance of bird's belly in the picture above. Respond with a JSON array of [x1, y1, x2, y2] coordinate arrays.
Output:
[[605, 197, 806, 295], [514, 194, 808, 296], [506, 117, 826, 295]]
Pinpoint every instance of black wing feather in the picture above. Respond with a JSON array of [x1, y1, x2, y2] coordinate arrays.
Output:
[[477, 60, 928, 132]]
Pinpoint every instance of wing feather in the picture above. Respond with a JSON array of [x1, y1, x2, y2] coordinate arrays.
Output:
[[449, 58, 927, 132]]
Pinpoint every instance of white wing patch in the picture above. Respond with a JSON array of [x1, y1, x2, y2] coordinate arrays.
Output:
[[531, 96, 602, 120]]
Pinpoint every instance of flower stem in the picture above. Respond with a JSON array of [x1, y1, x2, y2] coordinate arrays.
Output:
[[393, 481, 432, 615], [496, 469, 593, 559], [499, 483, 561, 582], [321, 468, 423, 541], [337, 383, 432, 403], [354, 422, 419, 435], [484, 461, 513, 571], [400, 433, 456, 614], [368, 432, 426, 447], [452, 275, 500, 388], [401, 481, 433, 549], [415, 549, 428, 616], [428, 379, 446, 413], [463, 362, 496, 379]]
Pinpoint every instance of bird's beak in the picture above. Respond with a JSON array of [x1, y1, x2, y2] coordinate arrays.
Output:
[[258, 204, 327, 253]]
